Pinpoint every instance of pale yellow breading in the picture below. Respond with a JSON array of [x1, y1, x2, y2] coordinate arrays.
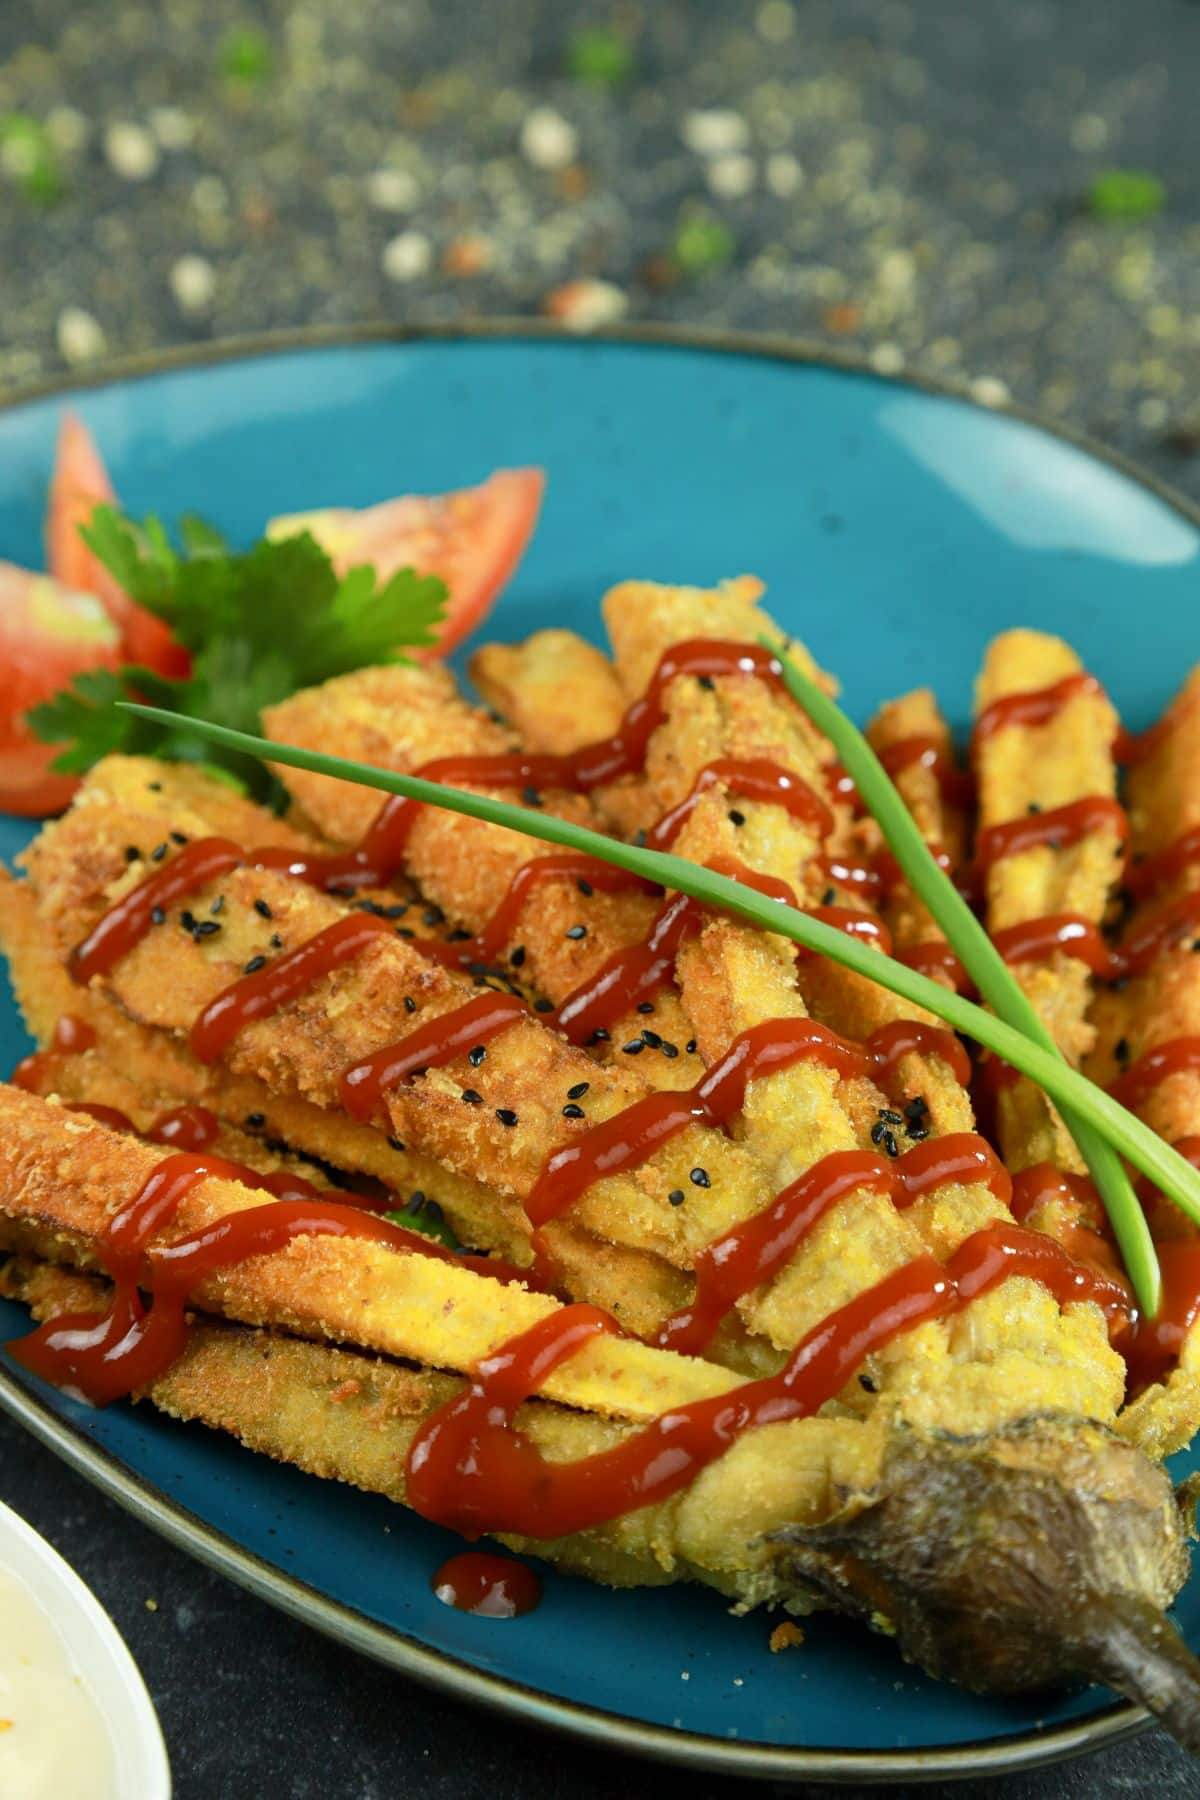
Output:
[[974, 629, 1124, 1171]]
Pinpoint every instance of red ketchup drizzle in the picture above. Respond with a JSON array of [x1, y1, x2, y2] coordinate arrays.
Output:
[[646, 758, 834, 851], [972, 674, 1104, 754], [405, 1224, 1127, 1540], [898, 941, 971, 993], [1010, 1165, 1105, 1227], [1127, 827, 1200, 901], [816, 852, 884, 900], [876, 736, 973, 808], [1110, 1037, 1200, 1109], [431, 1551, 542, 1619], [1114, 717, 1172, 768], [657, 1133, 1011, 1354], [865, 1020, 972, 1090], [986, 894, 1200, 981], [341, 992, 530, 1123], [974, 797, 1128, 879], [70, 840, 243, 983], [148, 1104, 221, 1150], [419, 855, 655, 972], [9, 1148, 523, 1405], [526, 1019, 869, 1229], [1126, 1242, 1200, 1390], [800, 907, 892, 956], [10, 1014, 96, 1091], [190, 914, 394, 1062], [66, 1102, 136, 1131]]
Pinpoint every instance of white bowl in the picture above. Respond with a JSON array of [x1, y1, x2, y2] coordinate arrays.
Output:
[[0, 1498, 170, 1798]]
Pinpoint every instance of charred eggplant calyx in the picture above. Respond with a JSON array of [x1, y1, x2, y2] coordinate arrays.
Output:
[[768, 1412, 1200, 1751]]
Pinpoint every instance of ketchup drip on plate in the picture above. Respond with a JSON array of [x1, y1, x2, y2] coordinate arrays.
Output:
[[431, 1551, 542, 1619]]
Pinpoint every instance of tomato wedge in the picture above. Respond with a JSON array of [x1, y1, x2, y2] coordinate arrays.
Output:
[[268, 467, 544, 657], [0, 563, 122, 815], [46, 413, 189, 678]]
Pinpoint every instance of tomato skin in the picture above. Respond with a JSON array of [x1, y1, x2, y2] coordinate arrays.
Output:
[[46, 413, 190, 679], [268, 467, 544, 657], [0, 562, 122, 816]]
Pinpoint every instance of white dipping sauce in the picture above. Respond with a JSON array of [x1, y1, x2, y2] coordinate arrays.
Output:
[[0, 1569, 115, 1799]]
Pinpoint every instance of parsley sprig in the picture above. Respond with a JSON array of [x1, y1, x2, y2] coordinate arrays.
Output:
[[30, 506, 446, 805]]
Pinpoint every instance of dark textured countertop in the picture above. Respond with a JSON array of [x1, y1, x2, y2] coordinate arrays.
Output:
[[1, 3, 1200, 1796]]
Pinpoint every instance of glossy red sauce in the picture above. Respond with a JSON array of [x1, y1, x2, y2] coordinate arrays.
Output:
[[420, 854, 655, 972], [526, 1017, 867, 1229], [70, 840, 243, 983], [657, 1133, 1010, 1354], [10, 1014, 96, 1092], [1110, 1037, 1200, 1109], [646, 758, 833, 851], [431, 1551, 542, 1618], [876, 735, 973, 808], [974, 797, 1127, 878], [1127, 827, 1200, 900], [972, 673, 1104, 753], [898, 941, 971, 992], [800, 906, 892, 956], [1114, 716, 1173, 767], [815, 851, 885, 900], [191, 914, 394, 1062], [865, 1019, 972, 1090], [1126, 1242, 1200, 1389], [406, 1224, 1129, 1539], [66, 1101, 136, 1131], [340, 992, 530, 1123]]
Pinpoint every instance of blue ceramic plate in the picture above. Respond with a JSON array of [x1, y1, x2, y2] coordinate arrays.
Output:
[[0, 327, 1197, 1784]]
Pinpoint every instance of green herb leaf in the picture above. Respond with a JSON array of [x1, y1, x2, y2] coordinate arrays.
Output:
[[116, 699, 1200, 1305], [0, 114, 64, 205], [384, 1201, 462, 1251], [671, 207, 735, 277], [1088, 169, 1165, 222], [33, 507, 446, 803], [218, 25, 273, 86], [566, 24, 635, 85], [766, 640, 1160, 1317]]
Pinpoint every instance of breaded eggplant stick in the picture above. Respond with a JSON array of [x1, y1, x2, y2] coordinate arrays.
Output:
[[3, 1223, 1199, 1734], [469, 627, 653, 839], [974, 629, 1124, 1175], [1088, 670, 1200, 1458], [603, 580, 979, 1137], [264, 663, 701, 1091], [865, 689, 970, 963], [18, 781, 1126, 1411]]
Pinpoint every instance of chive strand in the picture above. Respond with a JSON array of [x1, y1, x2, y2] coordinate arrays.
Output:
[[117, 699, 1200, 1315], [767, 641, 1159, 1314]]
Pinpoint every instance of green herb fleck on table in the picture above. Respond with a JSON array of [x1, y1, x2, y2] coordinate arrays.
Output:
[[0, 114, 63, 205], [30, 506, 445, 806], [671, 207, 735, 277], [1087, 169, 1165, 222], [566, 25, 635, 85], [218, 26, 273, 87]]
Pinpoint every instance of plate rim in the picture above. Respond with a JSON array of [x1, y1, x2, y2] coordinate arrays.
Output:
[[0, 318, 1192, 1785]]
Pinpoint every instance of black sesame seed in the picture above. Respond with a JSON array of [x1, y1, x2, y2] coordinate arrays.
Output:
[[150, 906, 166, 926], [728, 809, 746, 827], [270, 934, 283, 949], [641, 1028, 663, 1048], [192, 919, 221, 938], [1115, 1036, 1131, 1066], [147, 780, 162, 792], [242, 955, 267, 975], [903, 1096, 929, 1119], [407, 1191, 427, 1214], [245, 1113, 266, 1128], [685, 1039, 697, 1055], [254, 899, 273, 919], [1192, 940, 1200, 953], [622, 1038, 645, 1055], [422, 905, 445, 928], [210, 896, 224, 916], [882, 1130, 900, 1158], [562, 1103, 585, 1119], [170, 831, 188, 846], [906, 1122, 930, 1142], [180, 910, 196, 930], [461, 1089, 484, 1106], [859, 1373, 877, 1393], [396, 927, 415, 939], [576, 877, 594, 896], [384, 903, 409, 919], [661, 1042, 679, 1058], [387, 1136, 405, 1152], [124, 845, 140, 863], [534, 998, 554, 1013], [877, 1108, 904, 1125], [565, 924, 587, 940], [495, 1108, 518, 1127], [468, 1045, 487, 1068], [636, 1001, 655, 1014], [523, 786, 543, 808], [668, 1189, 685, 1206], [697, 675, 715, 691], [510, 945, 526, 968], [567, 1082, 590, 1099], [689, 1167, 711, 1188], [447, 927, 472, 942], [870, 1121, 887, 1146], [151, 842, 168, 862], [354, 899, 385, 916], [633, 829, 648, 848], [1027, 801, 1042, 814], [404, 996, 417, 1014], [822, 887, 837, 906], [589, 1028, 610, 1044]]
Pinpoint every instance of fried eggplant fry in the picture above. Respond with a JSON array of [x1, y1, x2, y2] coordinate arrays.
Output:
[[865, 688, 970, 960]]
